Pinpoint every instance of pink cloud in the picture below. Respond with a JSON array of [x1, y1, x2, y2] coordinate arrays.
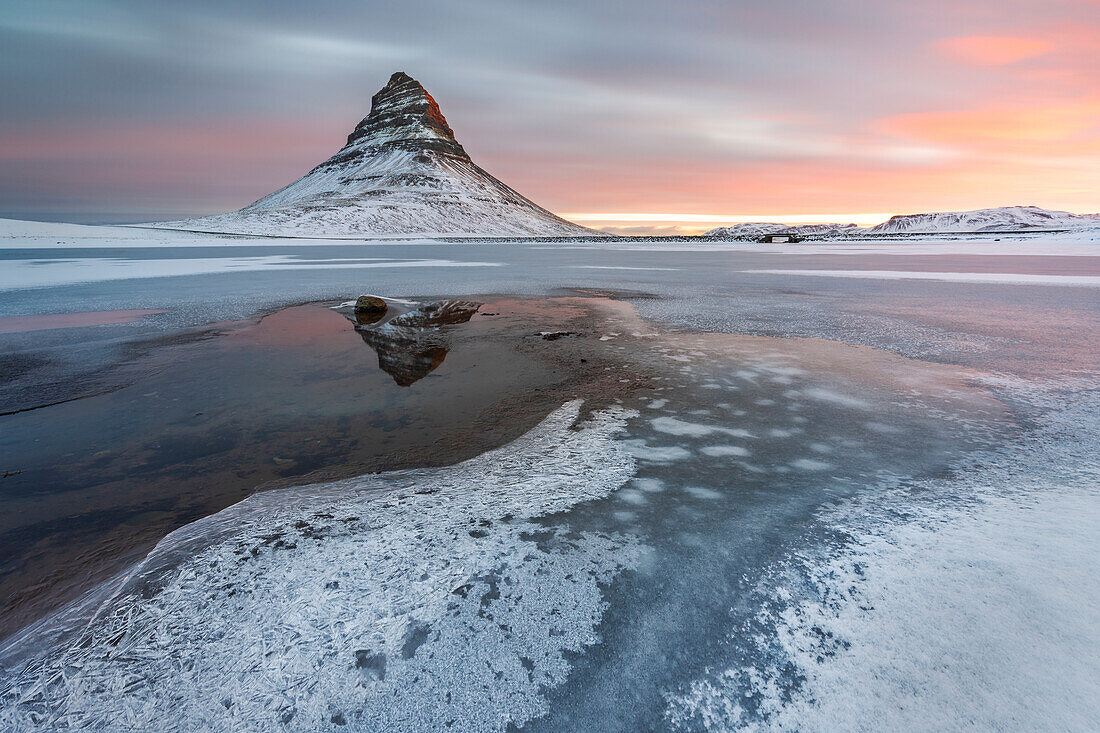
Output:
[[881, 97, 1100, 147], [937, 35, 1053, 66]]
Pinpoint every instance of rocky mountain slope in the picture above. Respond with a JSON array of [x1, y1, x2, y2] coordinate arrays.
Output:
[[156, 72, 596, 238]]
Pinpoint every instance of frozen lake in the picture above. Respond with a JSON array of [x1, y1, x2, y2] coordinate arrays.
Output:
[[1, 225, 1097, 730]]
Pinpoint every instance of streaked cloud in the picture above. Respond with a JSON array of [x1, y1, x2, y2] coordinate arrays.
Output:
[[0, 0, 1096, 224], [937, 36, 1053, 66], [882, 97, 1100, 146]]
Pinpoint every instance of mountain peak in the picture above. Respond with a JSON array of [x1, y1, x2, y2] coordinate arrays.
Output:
[[344, 71, 468, 159], [155, 72, 596, 237]]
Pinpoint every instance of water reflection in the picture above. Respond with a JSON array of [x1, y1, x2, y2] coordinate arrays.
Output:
[[345, 300, 481, 386], [357, 330, 449, 387]]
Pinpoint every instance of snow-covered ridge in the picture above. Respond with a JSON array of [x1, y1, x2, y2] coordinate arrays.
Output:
[[868, 206, 1100, 234], [154, 72, 597, 238], [705, 207, 1100, 239]]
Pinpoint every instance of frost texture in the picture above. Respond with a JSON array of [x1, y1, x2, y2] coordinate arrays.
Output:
[[665, 382, 1100, 731], [1, 401, 639, 731]]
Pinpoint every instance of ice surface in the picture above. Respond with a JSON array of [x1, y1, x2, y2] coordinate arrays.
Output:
[[572, 265, 682, 271], [740, 269, 1100, 286], [665, 384, 1100, 731], [651, 417, 754, 440], [0, 255, 502, 291], [0, 401, 641, 731], [543, 232, 1100, 256], [4, 217, 1099, 254], [1, 216, 1097, 730], [699, 445, 751, 458]]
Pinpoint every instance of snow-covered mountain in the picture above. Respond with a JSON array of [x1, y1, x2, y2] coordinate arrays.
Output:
[[867, 206, 1099, 234], [704, 223, 862, 238], [155, 72, 596, 238], [703, 207, 1100, 239]]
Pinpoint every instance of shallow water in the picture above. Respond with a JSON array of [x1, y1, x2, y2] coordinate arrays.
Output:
[[0, 299, 596, 639]]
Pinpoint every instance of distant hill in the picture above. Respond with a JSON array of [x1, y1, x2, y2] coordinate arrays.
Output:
[[703, 207, 1100, 239], [703, 223, 862, 238], [154, 72, 597, 238], [866, 206, 1099, 234]]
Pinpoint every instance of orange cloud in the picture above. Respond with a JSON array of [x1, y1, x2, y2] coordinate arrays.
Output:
[[880, 97, 1100, 147], [938, 35, 1053, 66]]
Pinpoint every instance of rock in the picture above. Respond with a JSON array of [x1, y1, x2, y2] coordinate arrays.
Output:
[[540, 331, 578, 341], [355, 310, 386, 326], [386, 300, 480, 328], [354, 296, 388, 314], [345, 71, 468, 158], [349, 300, 481, 386]]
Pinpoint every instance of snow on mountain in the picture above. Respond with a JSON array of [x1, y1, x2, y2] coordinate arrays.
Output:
[[867, 206, 1099, 234], [703, 208, 1100, 239], [704, 223, 862, 238], [154, 72, 597, 238]]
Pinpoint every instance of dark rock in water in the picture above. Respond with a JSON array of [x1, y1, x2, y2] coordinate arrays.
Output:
[[386, 300, 481, 328], [354, 310, 386, 326], [348, 300, 481, 386], [354, 295, 388, 314]]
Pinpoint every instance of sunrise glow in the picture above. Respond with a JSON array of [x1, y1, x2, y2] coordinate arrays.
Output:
[[0, 1, 1096, 230]]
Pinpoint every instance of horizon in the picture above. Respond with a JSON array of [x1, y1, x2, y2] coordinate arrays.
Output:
[[2, 1, 1098, 235]]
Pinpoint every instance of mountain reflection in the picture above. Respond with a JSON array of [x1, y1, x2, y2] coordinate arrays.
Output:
[[349, 300, 481, 386]]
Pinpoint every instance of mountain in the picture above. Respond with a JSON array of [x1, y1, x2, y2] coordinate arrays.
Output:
[[156, 72, 596, 238], [867, 206, 1099, 234], [704, 223, 862, 238], [703, 207, 1100, 239]]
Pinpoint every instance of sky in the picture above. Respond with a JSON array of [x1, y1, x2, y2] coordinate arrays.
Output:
[[1, 0, 1097, 234]]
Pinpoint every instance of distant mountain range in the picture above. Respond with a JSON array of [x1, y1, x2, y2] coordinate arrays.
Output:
[[705, 207, 1100, 239], [156, 72, 596, 238], [704, 223, 863, 238]]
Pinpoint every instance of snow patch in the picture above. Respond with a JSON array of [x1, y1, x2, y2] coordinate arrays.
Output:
[[700, 445, 751, 458]]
